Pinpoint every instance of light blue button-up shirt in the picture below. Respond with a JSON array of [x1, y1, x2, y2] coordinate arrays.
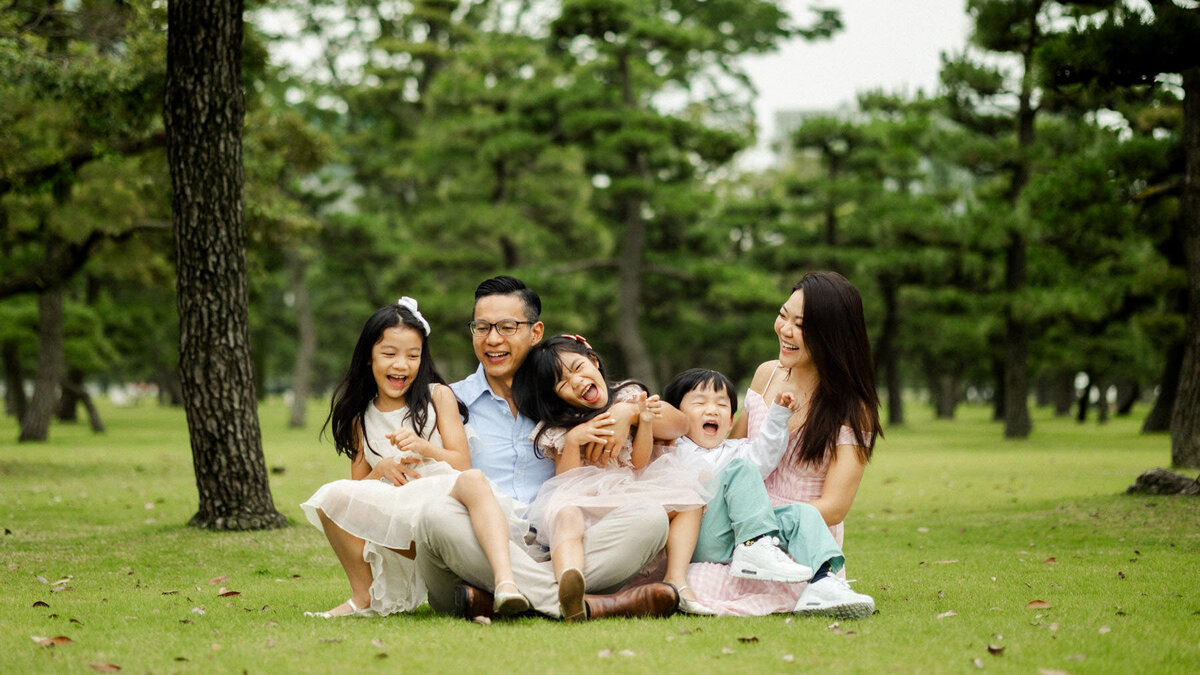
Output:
[[451, 365, 554, 504]]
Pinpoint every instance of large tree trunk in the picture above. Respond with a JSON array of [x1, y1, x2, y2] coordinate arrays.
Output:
[[613, 51, 655, 389], [164, 0, 286, 530], [19, 287, 66, 442], [1173, 66, 1200, 468], [287, 248, 316, 428], [3, 340, 27, 419]]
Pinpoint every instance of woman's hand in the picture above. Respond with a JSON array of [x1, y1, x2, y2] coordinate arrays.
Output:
[[367, 455, 422, 486]]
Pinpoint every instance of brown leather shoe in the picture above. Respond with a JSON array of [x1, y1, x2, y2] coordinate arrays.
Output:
[[454, 583, 494, 621], [584, 582, 679, 619]]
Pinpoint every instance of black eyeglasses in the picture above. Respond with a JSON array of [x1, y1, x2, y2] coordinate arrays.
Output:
[[468, 320, 534, 337]]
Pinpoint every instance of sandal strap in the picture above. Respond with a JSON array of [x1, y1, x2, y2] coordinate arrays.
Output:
[[495, 580, 520, 593]]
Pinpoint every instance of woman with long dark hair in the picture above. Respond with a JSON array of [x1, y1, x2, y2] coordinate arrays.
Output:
[[684, 271, 882, 616]]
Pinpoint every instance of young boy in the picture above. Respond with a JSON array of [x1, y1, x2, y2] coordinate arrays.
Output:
[[663, 369, 874, 618]]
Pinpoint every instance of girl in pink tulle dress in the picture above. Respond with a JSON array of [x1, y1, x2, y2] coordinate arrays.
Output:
[[513, 335, 714, 618]]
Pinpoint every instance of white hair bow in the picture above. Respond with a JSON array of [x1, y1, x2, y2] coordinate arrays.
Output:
[[397, 296, 431, 336]]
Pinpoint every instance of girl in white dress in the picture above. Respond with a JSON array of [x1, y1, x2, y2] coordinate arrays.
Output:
[[512, 335, 713, 619], [302, 297, 529, 618]]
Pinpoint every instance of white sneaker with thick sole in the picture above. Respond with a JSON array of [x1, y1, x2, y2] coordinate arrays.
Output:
[[792, 575, 875, 619], [729, 536, 814, 583]]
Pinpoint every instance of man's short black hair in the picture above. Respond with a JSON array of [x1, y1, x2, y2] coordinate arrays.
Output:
[[474, 275, 541, 322]]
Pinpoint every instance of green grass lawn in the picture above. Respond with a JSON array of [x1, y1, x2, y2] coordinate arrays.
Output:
[[2, 398, 1197, 673]]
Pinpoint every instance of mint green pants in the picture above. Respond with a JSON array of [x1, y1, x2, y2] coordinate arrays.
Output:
[[692, 458, 845, 574]]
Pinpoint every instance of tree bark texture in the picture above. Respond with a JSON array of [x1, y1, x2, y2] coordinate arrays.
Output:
[[19, 287, 65, 442], [287, 248, 316, 429], [1172, 66, 1200, 468], [3, 340, 27, 419], [164, 0, 286, 529]]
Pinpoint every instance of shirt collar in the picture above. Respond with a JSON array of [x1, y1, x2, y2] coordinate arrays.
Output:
[[455, 364, 504, 404]]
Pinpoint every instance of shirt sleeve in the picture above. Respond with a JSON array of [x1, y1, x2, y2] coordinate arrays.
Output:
[[739, 402, 793, 478], [530, 422, 567, 457]]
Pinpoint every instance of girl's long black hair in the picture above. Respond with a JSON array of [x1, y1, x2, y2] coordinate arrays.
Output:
[[788, 271, 882, 467], [321, 303, 466, 461], [512, 335, 645, 456]]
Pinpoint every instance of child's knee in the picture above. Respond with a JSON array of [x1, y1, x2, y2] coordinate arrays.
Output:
[[452, 469, 488, 497], [555, 506, 585, 536]]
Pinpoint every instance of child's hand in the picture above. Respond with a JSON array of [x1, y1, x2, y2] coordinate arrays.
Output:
[[387, 428, 432, 457], [637, 392, 655, 426], [775, 391, 797, 411], [370, 455, 422, 486]]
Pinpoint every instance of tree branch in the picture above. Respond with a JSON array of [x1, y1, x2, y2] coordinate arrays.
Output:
[[0, 130, 166, 197]]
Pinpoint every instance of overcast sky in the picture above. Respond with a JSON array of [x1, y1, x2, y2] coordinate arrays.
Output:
[[740, 0, 972, 165]]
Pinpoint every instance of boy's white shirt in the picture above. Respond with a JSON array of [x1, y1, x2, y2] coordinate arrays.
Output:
[[670, 402, 793, 479]]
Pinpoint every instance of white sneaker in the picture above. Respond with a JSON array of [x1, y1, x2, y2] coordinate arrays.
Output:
[[730, 536, 814, 583], [793, 575, 875, 619]]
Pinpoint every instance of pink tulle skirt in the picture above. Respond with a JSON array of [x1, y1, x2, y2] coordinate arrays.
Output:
[[528, 452, 711, 546]]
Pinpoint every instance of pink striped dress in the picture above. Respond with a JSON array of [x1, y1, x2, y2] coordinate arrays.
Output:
[[684, 388, 862, 616]]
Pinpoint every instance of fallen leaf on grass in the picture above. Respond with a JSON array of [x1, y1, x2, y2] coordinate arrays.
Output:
[[738, 637, 759, 643], [618, 650, 635, 657], [1037, 670, 1070, 675], [937, 610, 958, 619], [1026, 600, 1052, 610], [218, 591, 240, 598], [32, 601, 49, 608], [1117, 571, 1125, 579], [932, 560, 959, 565], [190, 607, 206, 615], [32, 635, 74, 647], [161, 591, 178, 595], [264, 639, 275, 648], [598, 649, 612, 658], [971, 658, 984, 669], [1098, 626, 1112, 634], [371, 639, 385, 648], [35, 574, 49, 584], [207, 576, 229, 585], [174, 657, 188, 662], [375, 653, 387, 659], [782, 654, 794, 662], [87, 663, 120, 672], [1044, 557, 1057, 564], [320, 638, 343, 644], [70, 618, 83, 625], [50, 585, 74, 593], [180, 619, 192, 625], [1065, 654, 1086, 661], [210, 643, 221, 650], [721, 647, 735, 655], [987, 644, 1005, 656]]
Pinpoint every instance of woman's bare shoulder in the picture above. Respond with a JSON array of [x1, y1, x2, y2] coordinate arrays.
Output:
[[746, 360, 782, 393]]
